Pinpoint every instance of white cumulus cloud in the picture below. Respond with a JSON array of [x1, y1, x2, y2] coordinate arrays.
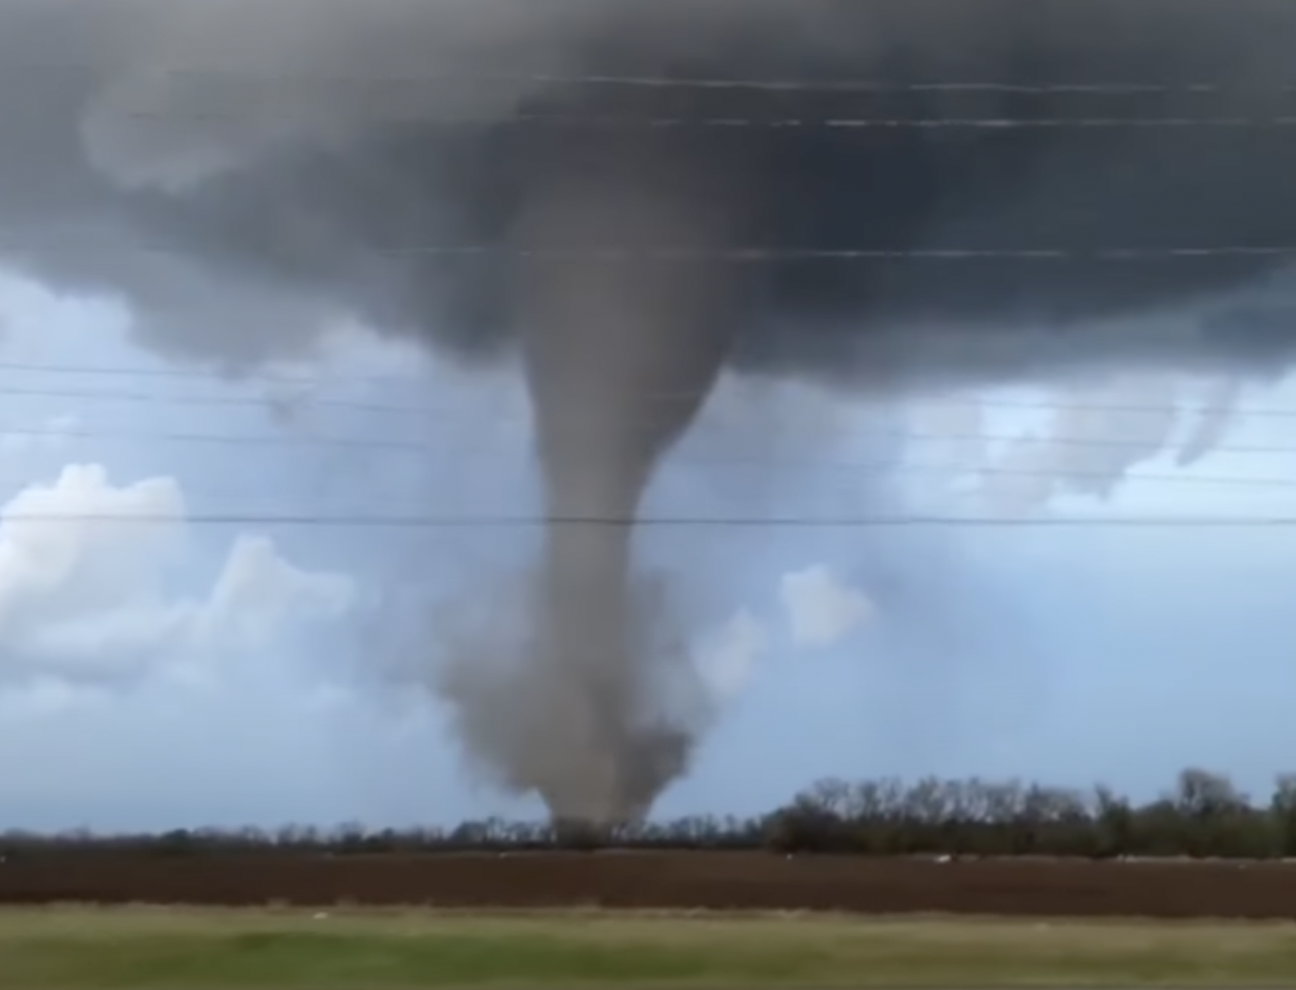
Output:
[[0, 463, 355, 688], [780, 565, 873, 649]]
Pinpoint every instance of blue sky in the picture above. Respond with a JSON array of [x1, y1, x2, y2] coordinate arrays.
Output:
[[1, 268, 1295, 832]]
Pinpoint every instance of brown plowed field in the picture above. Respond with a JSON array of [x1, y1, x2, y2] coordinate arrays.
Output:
[[2, 853, 1295, 917]]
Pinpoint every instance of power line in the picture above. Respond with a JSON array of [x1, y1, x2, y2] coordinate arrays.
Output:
[[10, 239, 1296, 264], [0, 510, 1293, 529], [6, 408, 1296, 464], [114, 110, 1296, 129], [6, 375, 1296, 433], [780, 458, 1296, 491], [0, 358, 399, 387], [5, 421, 1296, 493], [24, 61, 1296, 96], [388, 73, 1296, 97], [7, 360, 1296, 424], [368, 245, 1296, 261]]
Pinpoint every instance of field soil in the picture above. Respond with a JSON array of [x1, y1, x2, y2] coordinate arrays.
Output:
[[1, 852, 1294, 917]]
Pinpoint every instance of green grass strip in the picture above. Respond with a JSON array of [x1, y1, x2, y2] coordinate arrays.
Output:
[[2, 908, 1296, 988]]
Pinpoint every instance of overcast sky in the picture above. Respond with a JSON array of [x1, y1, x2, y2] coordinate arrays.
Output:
[[1, 266, 1295, 833]]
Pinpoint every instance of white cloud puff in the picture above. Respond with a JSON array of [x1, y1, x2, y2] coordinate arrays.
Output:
[[696, 609, 770, 700], [0, 463, 355, 688], [779, 565, 872, 649]]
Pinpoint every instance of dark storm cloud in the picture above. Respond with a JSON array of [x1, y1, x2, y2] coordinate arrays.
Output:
[[2, 0, 1296, 377]]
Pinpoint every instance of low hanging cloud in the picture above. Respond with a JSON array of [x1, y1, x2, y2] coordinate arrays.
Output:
[[0, 463, 355, 689], [974, 374, 1182, 513], [905, 366, 1256, 516], [779, 565, 873, 650]]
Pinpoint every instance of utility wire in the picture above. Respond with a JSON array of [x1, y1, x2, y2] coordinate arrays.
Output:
[[5, 376, 1296, 431], [362, 245, 1296, 261], [113, 110, 1296, 129], [7, 360, 1296, 423], [9, 239, 1296, 263], [2, 407, 1296, 464], [0, 510, 1293, 529], [384, 74, 1296, 97], [4, 421, 1296, 493], [21, 62, 1296, 96]]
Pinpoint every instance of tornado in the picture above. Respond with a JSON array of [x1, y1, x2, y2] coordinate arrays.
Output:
[[489, 148, 745, 822]]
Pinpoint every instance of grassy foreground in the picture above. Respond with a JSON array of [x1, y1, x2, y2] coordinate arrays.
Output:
[[3, 907, 1296, 989]]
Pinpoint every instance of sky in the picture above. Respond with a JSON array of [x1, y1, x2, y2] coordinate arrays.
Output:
[[1, 266, 1296, 833]]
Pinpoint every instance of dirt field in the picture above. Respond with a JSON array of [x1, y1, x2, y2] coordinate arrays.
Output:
[[2, 852, 1295, 917]]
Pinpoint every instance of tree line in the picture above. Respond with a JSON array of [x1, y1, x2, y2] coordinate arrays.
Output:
[[4, 768, 1296, 859]]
